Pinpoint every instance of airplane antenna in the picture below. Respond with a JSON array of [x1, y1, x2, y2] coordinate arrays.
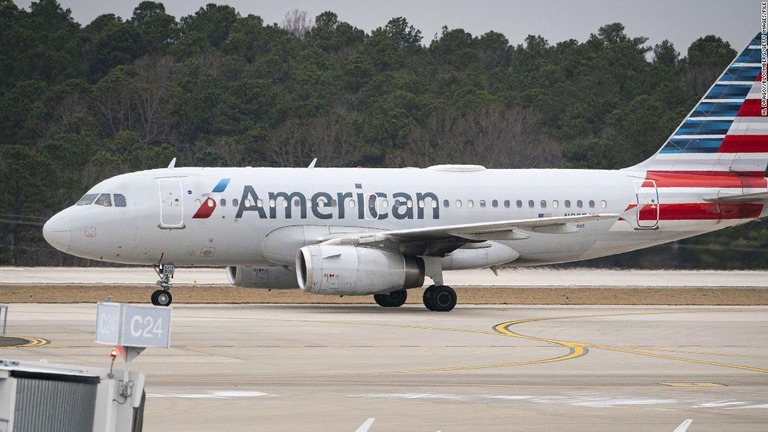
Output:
[[167, 158, 177, 169], [307, 158, 317, 169]]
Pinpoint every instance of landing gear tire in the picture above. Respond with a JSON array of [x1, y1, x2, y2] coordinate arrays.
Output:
[[423, 285, 456, 312], [374, 289, 408, 307], [151, 289, 173, 307], [153, 264, 175, 307]]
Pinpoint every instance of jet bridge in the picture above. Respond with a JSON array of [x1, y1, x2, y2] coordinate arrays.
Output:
[[0, 358, 145, 432]]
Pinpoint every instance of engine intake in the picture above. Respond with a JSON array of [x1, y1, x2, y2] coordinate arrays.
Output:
[[296, 245, 424, 295]]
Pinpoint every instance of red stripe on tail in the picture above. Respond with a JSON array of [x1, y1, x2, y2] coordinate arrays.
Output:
[[645, 171, 768, 188], [737, 99, 765, 117], [634, 203, 764, 221], [718, 135, 768, 153]]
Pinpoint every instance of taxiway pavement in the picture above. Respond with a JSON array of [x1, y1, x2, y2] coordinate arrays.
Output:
[[1, 303, 766, 431], [3, 266, 768, 287]]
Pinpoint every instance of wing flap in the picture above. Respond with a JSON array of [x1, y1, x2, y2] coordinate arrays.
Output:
[[319, 213, 619, 250]]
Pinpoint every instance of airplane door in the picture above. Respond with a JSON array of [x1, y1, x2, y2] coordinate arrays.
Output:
[[633, 179, 659, 229], [158, 178, 185, 229]]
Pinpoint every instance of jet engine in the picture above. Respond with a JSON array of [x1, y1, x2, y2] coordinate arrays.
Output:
[[226, 265, 299, 289], [296, 245, 424, 295]]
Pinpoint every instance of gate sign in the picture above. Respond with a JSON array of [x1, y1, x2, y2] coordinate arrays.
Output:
[[120, 305, 171, 348], [95, 302, 171, 348], [95, 302, 121, 345]]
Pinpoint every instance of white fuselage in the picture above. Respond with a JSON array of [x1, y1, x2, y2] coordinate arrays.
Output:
[[42, 165, 767, 270]]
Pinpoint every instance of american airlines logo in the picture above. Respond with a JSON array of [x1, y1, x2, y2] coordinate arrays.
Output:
[[192, 178, 231, 219], [235, 185, 440, 220]]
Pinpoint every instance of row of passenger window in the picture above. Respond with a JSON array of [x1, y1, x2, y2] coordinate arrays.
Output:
[[462, 199, 609, 210], [204, 197, 608, 210], [76, 193, 127, 207]]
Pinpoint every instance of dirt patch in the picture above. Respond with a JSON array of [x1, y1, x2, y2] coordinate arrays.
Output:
[[0, 285, 766, 305]]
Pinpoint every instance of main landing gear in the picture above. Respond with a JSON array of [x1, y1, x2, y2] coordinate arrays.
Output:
[[372, 286, 457, 311], [374, 289, 408, 307], [422, 285, 457, 312], [152, 264, 174, 307]]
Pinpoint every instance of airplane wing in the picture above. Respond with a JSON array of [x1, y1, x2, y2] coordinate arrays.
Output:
[[318, 213, 620, 255]]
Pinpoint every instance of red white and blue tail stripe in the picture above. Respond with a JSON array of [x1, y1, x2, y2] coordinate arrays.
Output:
[[627, 34, 768, 225], [635, 33, 768, 175]]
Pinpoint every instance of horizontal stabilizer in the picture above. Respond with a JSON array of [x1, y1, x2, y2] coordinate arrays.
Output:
[[704, 192, 768, 203]]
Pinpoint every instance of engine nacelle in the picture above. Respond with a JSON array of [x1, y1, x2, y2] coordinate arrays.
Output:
[[296, 245, 424, 295], [226, 265, 299, 289]]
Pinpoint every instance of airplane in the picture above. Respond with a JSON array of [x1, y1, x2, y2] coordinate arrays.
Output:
[[43, 33, 768, 311]]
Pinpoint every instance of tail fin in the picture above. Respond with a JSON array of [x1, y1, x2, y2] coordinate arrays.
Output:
[[633, 33, 768, 176]]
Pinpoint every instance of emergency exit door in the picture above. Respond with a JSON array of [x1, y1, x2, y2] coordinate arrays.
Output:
[[633, 179, 659, 229], [158, 178, 185, 229]]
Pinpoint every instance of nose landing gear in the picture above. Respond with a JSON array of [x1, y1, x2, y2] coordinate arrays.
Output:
[[152, 264, 174, 307]]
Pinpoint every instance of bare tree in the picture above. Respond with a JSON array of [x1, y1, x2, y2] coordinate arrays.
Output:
[[133, 55, 176, 143], [93, 66, 137, 135], [267, 115, 357, 167], [393, 105, 564, 168], [282, 9, 313, 40]]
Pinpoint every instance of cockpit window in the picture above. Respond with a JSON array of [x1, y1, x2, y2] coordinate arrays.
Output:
[[114, 194, 127, 207], [94, 193, 112, 207], [76, 194, 98, 206]]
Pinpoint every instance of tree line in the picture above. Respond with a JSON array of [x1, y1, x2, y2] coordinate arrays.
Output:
[[1, 0, 765, 268]]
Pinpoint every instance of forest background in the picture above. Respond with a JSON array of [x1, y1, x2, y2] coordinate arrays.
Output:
[[1, 0, 765, 268]]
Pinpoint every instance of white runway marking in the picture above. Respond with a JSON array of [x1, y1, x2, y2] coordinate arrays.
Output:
[[355, 418, 375, 432], [355, 392, 677, 408], [673, 419, 692, 432], [695, 400, 747, 408], [354, 392, 768, 410], [148, 390, 271, 399]]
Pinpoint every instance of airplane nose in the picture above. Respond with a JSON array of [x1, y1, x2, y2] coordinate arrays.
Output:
[[43, 213, 71, 252]]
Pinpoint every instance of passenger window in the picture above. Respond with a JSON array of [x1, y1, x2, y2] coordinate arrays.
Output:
[[565, 200, 571, 208], [382, 199, 389, 208], [504, 200, 510, 208], [479, 200, 486, 208], [407, 200, 413, 208], [220, 198, 227, 207], [233, 199, 239, 207], [94, 193, 112, 207], [269, 199, 276, 208], [443, 199, 450, 208], [552, 200, 559, 209], [577, 200, 583, 208], [540, 200, 547, 208], [528, 200, 534, 208], [349, 200, 355, 208], [516, 200, 522, 208], [456, 200, 463, 208], [492, 200, 498, 208], [589, 200, 595, 209], [418, 200, 425, 208], [468, 200, 474, 208], [601, 200, 607, 209], [114, 194, 127, 207]]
